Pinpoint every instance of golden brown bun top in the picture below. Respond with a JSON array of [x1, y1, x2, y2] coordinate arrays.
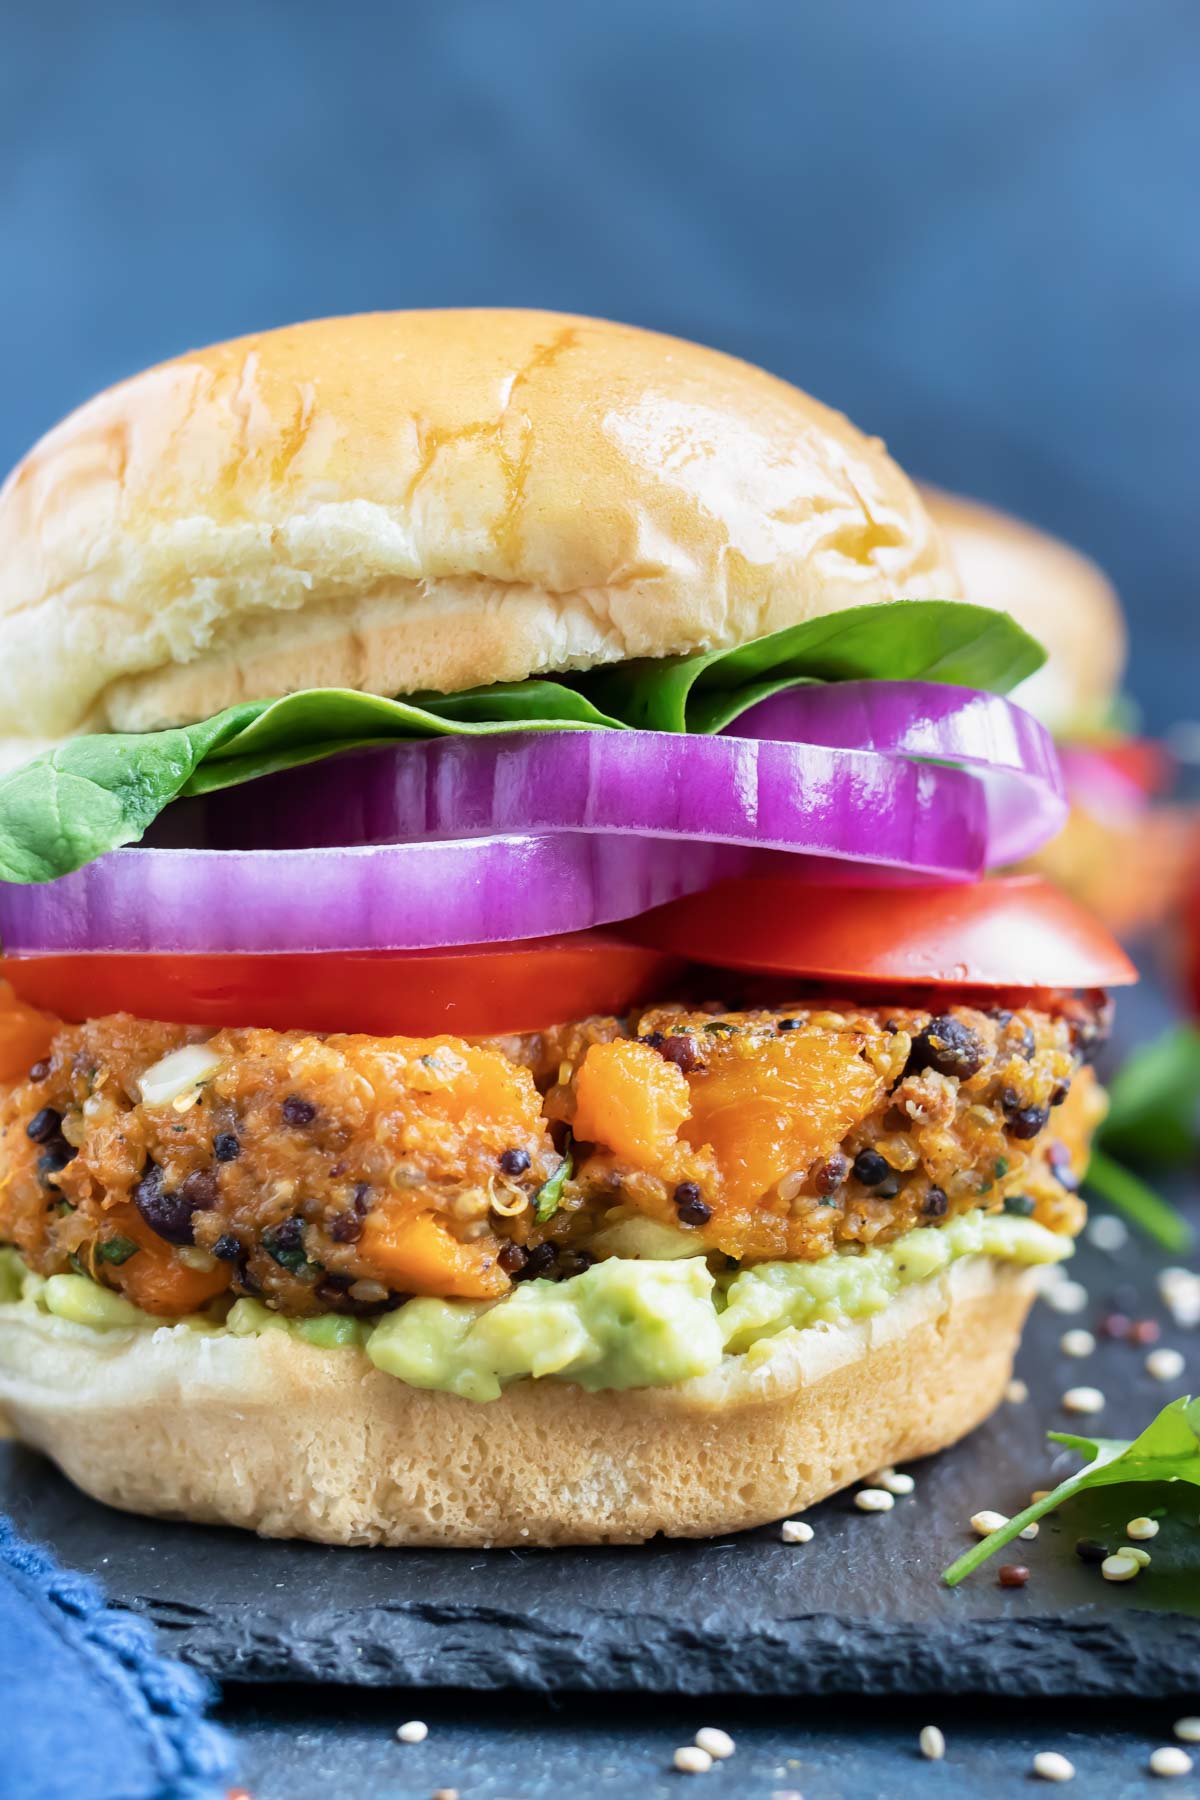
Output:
[[922, 485, 1126, 732], [0, 310, 958, 748]]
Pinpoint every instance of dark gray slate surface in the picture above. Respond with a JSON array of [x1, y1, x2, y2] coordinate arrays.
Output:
[[5, 1218, 1200, 1696]]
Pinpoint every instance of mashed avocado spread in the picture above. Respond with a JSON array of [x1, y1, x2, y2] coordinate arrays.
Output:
[[0, 1212, 1068, 1402]]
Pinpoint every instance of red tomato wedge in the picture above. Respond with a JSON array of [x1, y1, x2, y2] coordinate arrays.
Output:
[[624, 874, 1137, 991], [0, 937, 684, 1039]]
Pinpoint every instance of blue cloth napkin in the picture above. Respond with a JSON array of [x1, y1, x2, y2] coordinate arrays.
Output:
[[0, 1518, 238, 1800]]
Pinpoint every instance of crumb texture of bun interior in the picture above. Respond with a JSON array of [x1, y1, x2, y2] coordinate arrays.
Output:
[[922, 485, 1126, 731], [0, 1255, 1032, 1546], [0, 310, 959, 745]]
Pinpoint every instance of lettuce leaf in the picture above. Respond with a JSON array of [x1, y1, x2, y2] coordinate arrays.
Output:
[[942, 1396, 1200, 1585], [0, 599, 1044, 884]]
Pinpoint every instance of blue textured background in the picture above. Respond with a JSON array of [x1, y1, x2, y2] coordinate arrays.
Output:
[[3, 1, 1196, 725]]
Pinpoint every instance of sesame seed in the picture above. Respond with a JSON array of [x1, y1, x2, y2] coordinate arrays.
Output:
[[673, 1745, 713, 1774], [1150, 1746, 1193, 1777], [694, 1728, 735, 1760], [1044, 1280, 1089, 1315], [1061, 1386, 1105, 1415], [1060, 1329, 1095, 1358], [780, 1518, 814, 1543], [1118, 1545, 1152, 1567], [855, 1488, 894, 1513], [395, 1720, 428, 1743], [1032, 1750, 1076, 1781], [1006, 1378, 1029, 1403], [1101, 1552, 1141, 1582], [1173, 1719, 1200, 1744], [919, 1725, 945, 1760], [970, 1510, 1009, 1536], [871, 1467, 915, 1496], [1128, 1517, 1160, 1541], [1147, 1348, 1186, 1382], [1086, 1214, 1129, 1251], [1020, 1522, 1040, 1540]]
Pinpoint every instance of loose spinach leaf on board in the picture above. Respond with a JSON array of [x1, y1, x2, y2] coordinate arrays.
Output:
[[943, 1396, 1200, 1586], [1098, 1025, 1200, 1167], [0, 599, 1044, 884]]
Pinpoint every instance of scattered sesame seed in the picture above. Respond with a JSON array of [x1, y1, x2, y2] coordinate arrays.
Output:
[[919, 1725, 946, 1761], [694, 1728, 735, 1760], [1101, 1552, 1141, 1582], [1173, 1719, 1200, 1744], [395, 1720, 428, 1743], [1087, 1214, 1129, 1252], [1118, 1545, 1152, 1567], [1147, 1348, 1186, 1382], [1159, 1270, 1200, 1327], [673, 1745, 713, 1774], [970, 1510, 1009, 1536], [1061, 1386, 1105, 1415], [1150, 1746, 1193, 1778], [1060, 1329, 1096, 1358], [1127, 1517, 1160, 1541], [1006, 1379, 1029, 1404], [855, 1488, 895, 1513], [1020, 1522, 1040, 1540], [871, 1467, 915, 1496], [780, 1518, 814, 1544], [1044, 1280, 1089, 1315], [1032, 1750, 1076, 1781]]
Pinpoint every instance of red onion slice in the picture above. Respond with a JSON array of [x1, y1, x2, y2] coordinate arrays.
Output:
[[0, 835, 748, 954]]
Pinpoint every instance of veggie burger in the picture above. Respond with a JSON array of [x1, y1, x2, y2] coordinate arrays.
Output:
[[0, 311, 1134, 1545]]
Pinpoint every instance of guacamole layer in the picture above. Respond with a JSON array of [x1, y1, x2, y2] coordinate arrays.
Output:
[[0, 1211, 1068, 1402]]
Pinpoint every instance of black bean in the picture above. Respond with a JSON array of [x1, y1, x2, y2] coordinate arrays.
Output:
[[923, 1186, 949, 1218], [814, 1154, 850, 1197], [132, 1162, 201, 1245], [1075, 1537, 1109, 1564], [660, 1034, 703, 1073], [875, 1175, 901, 1200], [559, 1248, 596, 1279], [36, 1141, 76, 1179], [28, 1060, 50, 1083], [639, 1031, 666, 1051], [1003, 1194, 1037, 1217], [777, 1018, 802, 1032], [213, 1132, 241, 1163], [498, 1241, 529, 1276], [498, 1147, 531, 1176], [852, 1148, 891, 1187], [212, 1233, 242, 1261], [674, 1182, 712, 1227], [513, 1242, 557, 1282], [1050, 1080, 1071, 1107], [281, 1096, 317, 1128], [26, 1108, 62, 1144], [1006, 1101, 1050, 1141], [352, 1182, 372, 1215], [905, 1015, 985, 1081], [328, 1210, 364, 1243], [179, 1169, 219, 1210]]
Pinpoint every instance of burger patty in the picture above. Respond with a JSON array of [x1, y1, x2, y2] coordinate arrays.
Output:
[[0, 995, 1107, 1318]]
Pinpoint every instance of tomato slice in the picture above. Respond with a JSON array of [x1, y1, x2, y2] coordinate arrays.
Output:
[[624, 874, 1137, 991], [0, 936, 684, 1038]]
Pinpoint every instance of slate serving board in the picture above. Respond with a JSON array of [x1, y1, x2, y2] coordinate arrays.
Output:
[[5, 1216, 1200, 1697]]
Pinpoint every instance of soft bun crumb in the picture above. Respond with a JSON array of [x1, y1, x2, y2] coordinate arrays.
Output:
[[0, 310, 959, 750], [0, 1255, 1034, 1546]]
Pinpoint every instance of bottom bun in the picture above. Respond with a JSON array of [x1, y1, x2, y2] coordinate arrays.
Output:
[[0, 1256, 1036, 1546]]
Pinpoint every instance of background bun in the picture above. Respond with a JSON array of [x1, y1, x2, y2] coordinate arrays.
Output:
[[0, 1256, 1033, 1546], [923, 485, 1126, 733], [0, 310, 958, 750]]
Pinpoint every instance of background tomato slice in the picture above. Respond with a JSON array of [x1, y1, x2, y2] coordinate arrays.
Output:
[[624, 874, 1137, 991], [0, 937, 684, 1038]]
